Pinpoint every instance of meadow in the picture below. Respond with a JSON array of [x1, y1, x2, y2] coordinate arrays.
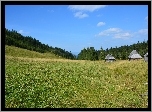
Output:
[[5, 46, 148, 108]]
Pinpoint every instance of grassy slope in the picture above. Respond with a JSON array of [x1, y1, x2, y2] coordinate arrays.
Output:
[[5, 45, 64, 59], [5, 46, 148, 108]]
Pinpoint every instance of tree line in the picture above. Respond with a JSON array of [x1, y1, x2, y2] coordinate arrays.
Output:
[[5, 28, 76, 59], [5, 28, 148, 61], [77, 40, 148, 61]]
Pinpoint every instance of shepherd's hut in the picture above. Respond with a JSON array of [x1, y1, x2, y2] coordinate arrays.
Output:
[[128, 50, 142, 61], [144, 52, 148, 62], [105, 54, 116, 62]]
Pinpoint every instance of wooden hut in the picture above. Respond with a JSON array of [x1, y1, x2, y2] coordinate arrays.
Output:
[[105, 54, 116, 62], [128, 50, 142, 61], [144, 52, 148, 62]]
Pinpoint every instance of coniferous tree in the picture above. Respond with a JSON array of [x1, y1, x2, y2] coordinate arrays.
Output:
[[78, 39, 148, 61]]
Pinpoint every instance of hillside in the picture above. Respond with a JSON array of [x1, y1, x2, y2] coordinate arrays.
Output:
[[5, 45, 64, 59], [5, 28, 76, 59], [5, 39, 148, 108]]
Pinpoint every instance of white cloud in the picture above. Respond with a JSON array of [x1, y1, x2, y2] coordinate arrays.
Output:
[[74, 11, 88, 18], [96, 32, 109, 36], [96, 27, 148, 39], [95, 28, 133, 39], [18, 30, 29, 34], [97, 22, 105, 27], [97, 28, 122, 36], [138, 29, 148, 35], [68, 5, 106, 12], [69, 5, 106, 19], [106, 28, 122, 33], [18, 30, 24, 34], [114, 32, 132, 39]]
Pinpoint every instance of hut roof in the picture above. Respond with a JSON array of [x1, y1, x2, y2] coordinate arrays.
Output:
[[105, 54, 115, 60], [128, 50, 142, 59], [105, 54, 110, 59], [144, 52, 148, 57], [129, 54, 142, 59]]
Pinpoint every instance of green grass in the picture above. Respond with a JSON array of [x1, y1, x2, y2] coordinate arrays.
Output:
[[5, 46, 148, 108], [5, 45, 64, 59]]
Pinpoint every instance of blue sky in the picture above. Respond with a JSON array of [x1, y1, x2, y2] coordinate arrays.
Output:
[[5, 5, 148, 55]]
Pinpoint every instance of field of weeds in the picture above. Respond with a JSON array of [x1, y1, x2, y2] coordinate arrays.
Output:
[[5, 56, 148, 108]]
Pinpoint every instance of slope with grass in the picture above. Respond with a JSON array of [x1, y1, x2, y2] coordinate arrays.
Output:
[[5, 54, 148, 108], [5, 45, 64, 59]]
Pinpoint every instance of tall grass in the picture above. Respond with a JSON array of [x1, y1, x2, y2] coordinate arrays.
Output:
[[5, 45, 63, 59], [5, 56, 148, 108]]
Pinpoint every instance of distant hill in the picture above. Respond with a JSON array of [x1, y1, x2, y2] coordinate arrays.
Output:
[[5, 45, 64, 59], [5, 28, 76, 60]]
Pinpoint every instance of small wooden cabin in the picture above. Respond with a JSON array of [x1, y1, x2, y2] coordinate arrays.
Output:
[[144, 52, 148, 62], [128, 50, 142, 61], [105, 54, 116, 62]]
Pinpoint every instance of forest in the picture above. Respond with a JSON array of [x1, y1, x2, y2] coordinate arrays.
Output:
[[77, 41, 148, 61], [5, 28, 148, 61]]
